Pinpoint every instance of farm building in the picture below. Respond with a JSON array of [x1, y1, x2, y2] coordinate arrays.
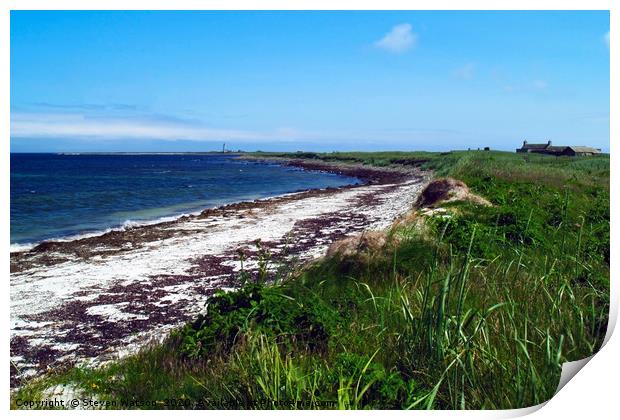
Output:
[[516, 140, 553, 154], [561, 146, 602, 156], [516, 140, 601, 157]]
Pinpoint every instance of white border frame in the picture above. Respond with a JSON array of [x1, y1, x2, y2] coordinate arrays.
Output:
[[2, 2, 615, 419]]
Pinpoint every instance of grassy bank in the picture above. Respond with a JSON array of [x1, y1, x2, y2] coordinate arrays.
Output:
[[12, 150, 609, 410]]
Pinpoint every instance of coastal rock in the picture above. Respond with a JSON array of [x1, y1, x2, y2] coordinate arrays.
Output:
[[415, 177, 491, 208], [326, 231, 390, 259]]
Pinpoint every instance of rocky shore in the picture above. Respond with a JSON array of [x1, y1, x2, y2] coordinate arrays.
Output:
[[10, 159, 429, 387]]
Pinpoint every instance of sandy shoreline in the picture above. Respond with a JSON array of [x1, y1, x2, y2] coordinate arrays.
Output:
[[10, 159, 429, 386]]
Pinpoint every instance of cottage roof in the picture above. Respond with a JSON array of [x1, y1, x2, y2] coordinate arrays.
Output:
[[566, 146, 601, 154], [520, 143, 549, 150]]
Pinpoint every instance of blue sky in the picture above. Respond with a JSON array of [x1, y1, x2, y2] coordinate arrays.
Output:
[[10, 11, 610, 152]]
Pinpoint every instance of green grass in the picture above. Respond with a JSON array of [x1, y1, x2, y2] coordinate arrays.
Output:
[[12, 150, 609, 410]]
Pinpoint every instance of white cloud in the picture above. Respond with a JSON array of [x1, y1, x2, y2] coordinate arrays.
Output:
[[10, 112, 299, 142], [10, 111, 461, 145], [374, 23, 417, 53], [604, 31, 610, 48], [453, 62, 476, 80]]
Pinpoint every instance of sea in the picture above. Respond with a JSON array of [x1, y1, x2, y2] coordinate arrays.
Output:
[[10, 153, 360, 249]]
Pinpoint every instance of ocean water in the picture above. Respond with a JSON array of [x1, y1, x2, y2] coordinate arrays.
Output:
[[10, 153, 360, 247]]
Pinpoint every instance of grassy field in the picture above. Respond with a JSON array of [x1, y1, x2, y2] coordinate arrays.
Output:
[[12, 150, 609, 409]]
